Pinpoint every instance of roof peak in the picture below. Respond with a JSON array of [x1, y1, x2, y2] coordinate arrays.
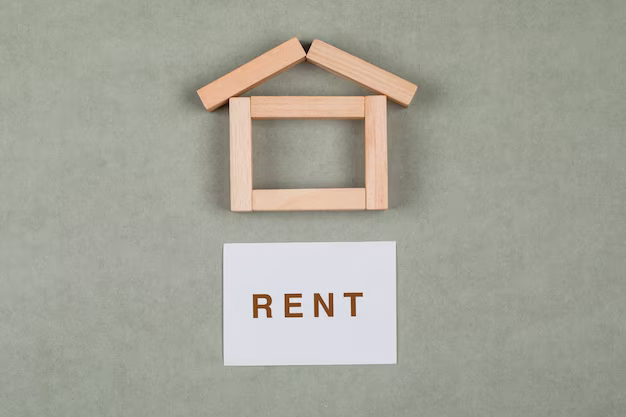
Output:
[[197, 37, 417, 112]]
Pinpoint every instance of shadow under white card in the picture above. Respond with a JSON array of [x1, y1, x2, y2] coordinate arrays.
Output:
[[223, 241, 397, 366]]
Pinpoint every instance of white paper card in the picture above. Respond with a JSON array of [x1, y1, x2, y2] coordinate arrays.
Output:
[[223, 242, 396, 366]]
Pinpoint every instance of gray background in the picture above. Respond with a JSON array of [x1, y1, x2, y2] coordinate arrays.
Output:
[[1, 0, 625, 415]]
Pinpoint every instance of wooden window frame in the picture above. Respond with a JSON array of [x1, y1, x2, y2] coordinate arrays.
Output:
[[229, 96, 388, 212]]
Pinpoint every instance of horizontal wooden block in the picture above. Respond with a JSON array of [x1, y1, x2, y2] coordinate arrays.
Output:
[[250, 96, 365, 119], [252, 189, 366, 211], [197, 38, 306, 112], [306, 39, 417, 107]]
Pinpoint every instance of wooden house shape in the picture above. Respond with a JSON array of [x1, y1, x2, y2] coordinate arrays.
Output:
[[197, 38, 417, 212]]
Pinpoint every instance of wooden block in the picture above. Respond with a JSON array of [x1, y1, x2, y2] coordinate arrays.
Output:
[[252, 189, 366, 211], [306, 39, 417, 107], [198, 38, 306, 111], [365, 96, 388, 210], [250, 96, 365, 119], [229, 97, 252, 212]]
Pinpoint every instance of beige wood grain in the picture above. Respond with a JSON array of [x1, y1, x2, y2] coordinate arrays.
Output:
[[252, 189, 366, 211], [306, 39, 417, 107], [365, 96, 388, 210], [229, 97, 252, 212], [250, 96, 365, 119], [198, 38, 306, 112]]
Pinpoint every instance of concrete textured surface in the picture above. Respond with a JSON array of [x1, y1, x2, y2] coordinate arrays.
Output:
[[1, 0, 625, 415]]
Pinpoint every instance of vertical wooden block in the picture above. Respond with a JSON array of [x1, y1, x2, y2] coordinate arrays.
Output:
[[229, 97, 252, 212], [365, 96, 388, 210], [197, 38, 306, 112], [307, 39, 417, 107]]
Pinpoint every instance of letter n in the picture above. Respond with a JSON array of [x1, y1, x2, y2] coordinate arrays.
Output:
[[314, 293, 334, 317]]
